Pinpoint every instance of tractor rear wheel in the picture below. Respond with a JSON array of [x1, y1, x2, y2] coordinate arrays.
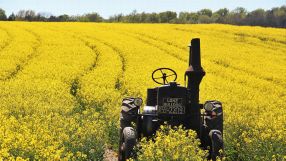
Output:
[[118, 127, 136, 161]]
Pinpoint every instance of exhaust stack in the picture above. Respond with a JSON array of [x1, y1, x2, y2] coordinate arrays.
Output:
[[185, 38, 205, 104]]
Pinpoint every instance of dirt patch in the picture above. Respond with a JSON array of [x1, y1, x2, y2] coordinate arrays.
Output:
[[104, 148, 118, 161]]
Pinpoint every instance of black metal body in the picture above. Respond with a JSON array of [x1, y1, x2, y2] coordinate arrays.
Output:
[[136, 38, 205, 138], [136, 84, 202, 138]]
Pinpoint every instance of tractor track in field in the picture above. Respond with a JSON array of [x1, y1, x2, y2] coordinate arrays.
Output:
[[67, 35, 122, 161], [173, 27, 286, 51], [82, 35, 126, 72], [34, 25, 101, 109], [0, 28, 42, 81], [43, 24, 127, 95], [82, 35, 127, 93], [115, 29, 286, 88], [69, 37, 100, 113], [173, 27, 286, 60], [119, 30, 186, 62], [0, 26, 13, 53], [69, 34, 127, 98], [38, 27, 119, 160], [40, 25, 126, 110], [72, 34, 127, 161]]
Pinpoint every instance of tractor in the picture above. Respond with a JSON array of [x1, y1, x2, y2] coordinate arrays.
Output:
[[119, 38, 223, 160]]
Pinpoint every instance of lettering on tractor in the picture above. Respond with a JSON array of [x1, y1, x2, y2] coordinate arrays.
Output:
[[119, 38, 224, 161]]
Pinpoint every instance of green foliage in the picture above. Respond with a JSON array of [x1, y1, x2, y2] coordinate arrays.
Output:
[[133, 125, 208, 161], [0, 8, 7, 20]]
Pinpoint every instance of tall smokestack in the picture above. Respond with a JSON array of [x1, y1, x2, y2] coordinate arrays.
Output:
[[185, 38, 205, 103], [190, 38, 202, 68], [185, 38, 206, 134]]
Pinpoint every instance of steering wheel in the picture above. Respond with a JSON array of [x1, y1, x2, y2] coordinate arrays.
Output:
[[152, 68, 177, 85]]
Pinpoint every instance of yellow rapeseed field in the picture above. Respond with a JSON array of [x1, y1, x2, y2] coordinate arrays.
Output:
[[0, 22, 285, 160]]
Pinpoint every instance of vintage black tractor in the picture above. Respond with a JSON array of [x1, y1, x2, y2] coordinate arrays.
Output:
[[119, 38, 223, 160]]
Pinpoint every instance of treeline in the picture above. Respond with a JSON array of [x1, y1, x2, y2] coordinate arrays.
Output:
[[0, 6, 285, 28], [109, 6, 286, 28], [0, 9, 103, 22]]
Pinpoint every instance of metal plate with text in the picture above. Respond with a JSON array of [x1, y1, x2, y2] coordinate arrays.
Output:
[[158, 98, 185, 114]]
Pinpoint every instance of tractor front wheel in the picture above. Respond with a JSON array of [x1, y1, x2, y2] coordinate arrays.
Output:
[[209, 130, 223, 160], [118, 127, 136, 161]]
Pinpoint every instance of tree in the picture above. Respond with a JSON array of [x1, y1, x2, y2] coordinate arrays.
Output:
[[109, 14, 124, 22], [75, 15, 89, 22], [178, 12, 190, 23], [16, 10, 26, 20], [246, 9, 266, 26], [8, 13, 16, 21], [159, 11, 177, 23], [189, 13, 199, 23], [48, 15, 57, 22], [215, 8, 229, 23], [198, 15, 213, 23], [211, 13, 220, 23], [198, 9, 212, 17], [35, 12, 51, 21], [139, 12, 147, 23], [278, 6, 286, 27], [123, 10, 138, 23], [16, 10, 36, 21], [35, 13, 46, 21], [270, 6, 286, 27], [196, 9, 213, 23], [58, 14, 69, 21], [145, 13, 159, 23], [0, 8, 7, 20], [24, 10, 36, 21], [85, 12, 103, 22], [227, 7, 247, 25]]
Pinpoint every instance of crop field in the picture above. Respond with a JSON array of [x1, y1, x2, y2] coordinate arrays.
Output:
[[0, 22, 285, 160]]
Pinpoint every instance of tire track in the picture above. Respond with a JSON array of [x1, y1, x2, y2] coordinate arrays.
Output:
[[32, 26, 114, 160], [70, 33, 128, 160], [147, 31, 285, 88], [113, 29, 286, 88], [9, 24, 90, 111], [37, 27, 117, 159], [16, 25, 100, 111], [42, 25, 127, 95], [66, 34, 124, 160], [124, 29, 186, 51], [173, 27, 286, 55], [0, 28, 42, 81], [80, 34, 127, 94], [122, 31, 186, 62], [69, 38, 100, 113], [174, 27, 286, 45], [0, 26, 13, 53]]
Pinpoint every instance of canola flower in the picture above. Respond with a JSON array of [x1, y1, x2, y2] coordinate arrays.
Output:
[[131, 125, 208, 161], [0, 22, 285, 160]]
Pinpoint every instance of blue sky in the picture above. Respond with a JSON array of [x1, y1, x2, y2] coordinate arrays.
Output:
[[0, 0, 285, 18]]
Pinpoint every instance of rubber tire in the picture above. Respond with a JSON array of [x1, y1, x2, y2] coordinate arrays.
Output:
[[209, 130, 223, 161], [119, 127, 136, 161]]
